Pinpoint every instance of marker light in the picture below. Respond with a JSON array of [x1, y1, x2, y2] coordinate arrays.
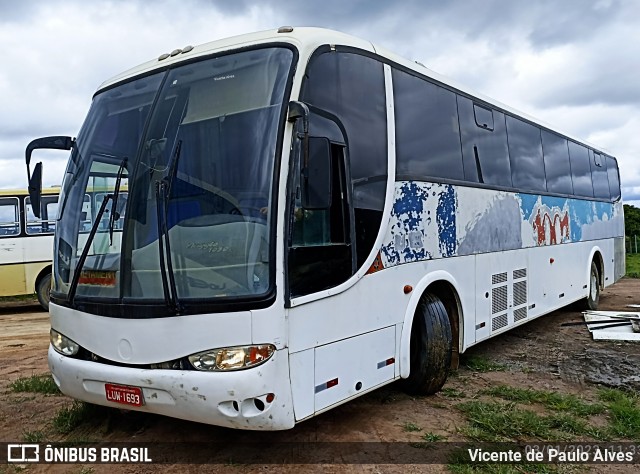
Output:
[[50, 329, 80, 356], [188, 344, 275, 371]]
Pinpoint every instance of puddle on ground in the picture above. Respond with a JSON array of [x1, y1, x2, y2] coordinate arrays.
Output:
[[556, 347, 640, 391]]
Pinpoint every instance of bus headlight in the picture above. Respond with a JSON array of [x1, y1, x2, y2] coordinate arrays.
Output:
[[50, 329, 80, 356], [188, 344, 275, 371]]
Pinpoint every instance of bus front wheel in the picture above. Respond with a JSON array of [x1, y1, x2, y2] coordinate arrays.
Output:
[[582, 261, 600, 311], [36, 273, 52, 311], [402, 293, 452, 395]]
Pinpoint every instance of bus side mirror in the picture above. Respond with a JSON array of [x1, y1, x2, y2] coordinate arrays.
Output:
[[301, 137, 332, 210], [28, 163, 43, 218], [25, 136, 75, 218]]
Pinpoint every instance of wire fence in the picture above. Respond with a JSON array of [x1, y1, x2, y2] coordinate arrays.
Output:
[[627, 235, 639, 253]]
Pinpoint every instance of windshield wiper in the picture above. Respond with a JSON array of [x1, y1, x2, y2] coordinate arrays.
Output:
[[68, 159, 128, 305], [155, 180, 182, 314], [155, 181, 173, 310], [154, 140, 183, 314], [68, 194, 112, 305], [108, 158, 128, 245]]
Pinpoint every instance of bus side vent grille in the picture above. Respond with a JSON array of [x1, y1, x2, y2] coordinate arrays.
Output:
[[492, 313, 508, 331], [492, 272, 507, 285], [492, 286, 508, 314], [514, 307, 528, 322], [513, 268, 527, 279], [513, 281, 527, 307]]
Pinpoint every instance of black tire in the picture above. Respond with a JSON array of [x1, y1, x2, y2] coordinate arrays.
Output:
[[36, 272, 52, 311], [401, 293, 452, 395], [581, 261, 600, 311]]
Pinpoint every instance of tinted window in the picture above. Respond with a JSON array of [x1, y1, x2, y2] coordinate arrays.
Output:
[[541, 131, 573, 195], [506, 117, 546, 192], [606, 155, 621, 201], [568, 141, 593, 197], [591, 151, 611, 199], [302, 52, 387, 267], [393, 69, 464, 181], [303, 52, 387, 184], [474, 104, 494, 131], [458, 96, 512, 187]]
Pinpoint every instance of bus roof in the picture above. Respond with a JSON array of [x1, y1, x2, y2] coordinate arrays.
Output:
[[97, 27, 374, 91], [97, 26, 612, 158]]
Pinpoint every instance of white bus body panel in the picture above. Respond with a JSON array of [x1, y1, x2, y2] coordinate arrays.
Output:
[[50, 303, 254, 364], [49, 303, 296, 430], [49, 344, 295, 430]]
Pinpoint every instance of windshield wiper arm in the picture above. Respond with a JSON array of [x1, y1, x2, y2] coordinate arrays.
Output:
[[155, 181, 172, 310], [155, 179, 182, 314], [166, 139, 182, 198], [108, 158, 128, 245], [152, 139, 184, 314], [68, 194, 112, 305]]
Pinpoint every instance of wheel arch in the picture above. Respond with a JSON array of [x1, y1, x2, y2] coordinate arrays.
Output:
[[399, 271, 463, 379], [34, 265, 52, 293], [588, 246, 604, 289]]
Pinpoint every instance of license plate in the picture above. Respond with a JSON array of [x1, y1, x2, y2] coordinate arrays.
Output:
[[105, 383, 144, 407]]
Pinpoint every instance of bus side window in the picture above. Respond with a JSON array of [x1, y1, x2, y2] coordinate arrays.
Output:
[[288, 116, 353, 297], [458, 96, 512, 187], [606, 155, 621, 201], [506, 116, 546, 193], [542, 131, 573, 195], [591, 151, 611, 200], [25, 195, 58, 235], [0, 198, 20, 237], [301, 51, 388, 269], [568, 141, 594, 198], [393, 68, 464, 182]]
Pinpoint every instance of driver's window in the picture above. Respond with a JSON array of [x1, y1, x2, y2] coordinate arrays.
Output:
[[287, 113, 353, 298]]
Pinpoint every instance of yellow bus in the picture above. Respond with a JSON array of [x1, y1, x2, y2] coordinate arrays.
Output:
[[0, 188, 59, 309]]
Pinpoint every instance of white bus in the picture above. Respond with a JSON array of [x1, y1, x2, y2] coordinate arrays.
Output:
[[27, 27, 624, 430], [0, 188, 59, 310]]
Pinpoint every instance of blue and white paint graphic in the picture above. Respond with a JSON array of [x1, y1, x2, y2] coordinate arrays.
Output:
[[379, 181, 623, 268]]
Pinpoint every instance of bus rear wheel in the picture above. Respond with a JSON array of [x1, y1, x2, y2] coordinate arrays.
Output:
[[36, 273, 52, 311], [581, 261, 600, 311], [402, 293, 452, 395]]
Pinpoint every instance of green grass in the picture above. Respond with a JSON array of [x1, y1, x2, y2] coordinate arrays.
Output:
[[457, 401, 554, 442], [52, 401, 104, 435], [482, 385, 605, 418], [9, 374, 60, 395], [598, 388, 640, 440], [22, 430, 45, 443], [456, 385, 640, 444], [402, 421, 422, 432], [0, 294, 37, 303], [441, 387, 466, 399], [626, 253, 640, 278], [462, 355, 506, 372], [422, 432, 447, 442]]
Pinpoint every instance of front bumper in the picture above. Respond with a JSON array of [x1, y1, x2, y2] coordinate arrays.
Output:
[[48, 345, 295, 430]]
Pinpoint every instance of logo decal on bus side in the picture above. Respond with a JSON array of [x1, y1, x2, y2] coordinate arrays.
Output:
[[378, 181, 623, 269]]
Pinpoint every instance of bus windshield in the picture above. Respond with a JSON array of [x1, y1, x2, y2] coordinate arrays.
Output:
[[53, 47, 294, 313]]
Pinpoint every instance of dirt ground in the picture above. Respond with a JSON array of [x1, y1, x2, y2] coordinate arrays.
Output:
[[1, 279, 640, 473]]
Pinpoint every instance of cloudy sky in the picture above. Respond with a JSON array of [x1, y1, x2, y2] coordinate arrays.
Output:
[[2, 0, 639, 206]]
